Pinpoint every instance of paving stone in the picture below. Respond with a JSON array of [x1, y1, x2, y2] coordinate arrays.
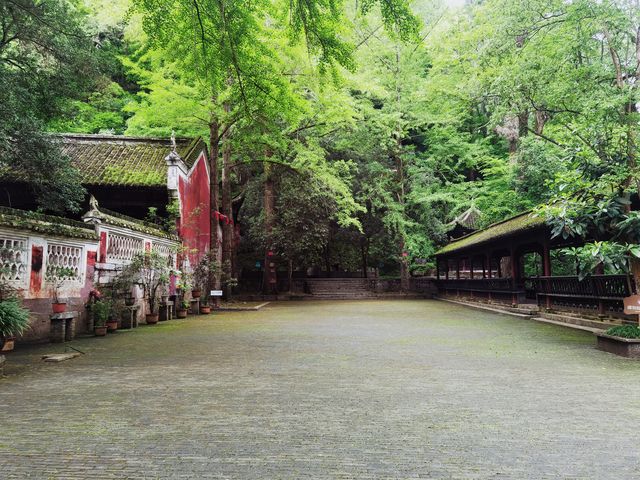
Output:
[[1, 300, 640, 478]]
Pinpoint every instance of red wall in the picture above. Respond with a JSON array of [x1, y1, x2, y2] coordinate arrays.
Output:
[[178, 152, 211, 267]]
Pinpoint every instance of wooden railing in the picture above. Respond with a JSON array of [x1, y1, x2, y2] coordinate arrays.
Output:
[[531, 275, 630, 300], [436, 278, 518, 292]]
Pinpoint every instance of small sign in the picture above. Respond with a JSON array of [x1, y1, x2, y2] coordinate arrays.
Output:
[[210, 290, 223, 297], [623, 295, 640, 315], [255, 261, 261, 268]]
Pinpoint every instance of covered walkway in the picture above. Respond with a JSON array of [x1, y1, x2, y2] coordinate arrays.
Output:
[[435, 211, 632, 318]]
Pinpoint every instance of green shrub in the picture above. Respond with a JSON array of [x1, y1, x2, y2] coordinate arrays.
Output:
[[605, 325, 640, 339], [0, 299, 31, 337], [92, 300, 111, 326]]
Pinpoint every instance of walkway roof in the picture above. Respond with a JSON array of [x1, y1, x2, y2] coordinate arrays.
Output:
[[435, 211, 546, 256]]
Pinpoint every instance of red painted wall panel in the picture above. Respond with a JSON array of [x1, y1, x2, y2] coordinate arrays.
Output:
[[178, 152, 211, 267], [29, 245, 43, 295]]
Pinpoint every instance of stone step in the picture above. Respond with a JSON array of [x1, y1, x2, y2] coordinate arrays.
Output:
[[536, 311, 622, 331]]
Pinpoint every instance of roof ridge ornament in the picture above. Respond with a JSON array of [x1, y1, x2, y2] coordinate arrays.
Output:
[[165, 130, 182, 165], [82, 195, 105, 225]]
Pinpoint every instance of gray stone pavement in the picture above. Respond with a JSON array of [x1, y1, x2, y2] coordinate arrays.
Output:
[[1, 300, 639, 479]]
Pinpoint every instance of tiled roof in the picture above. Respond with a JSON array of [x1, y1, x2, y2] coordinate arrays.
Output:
[[436, 211, 547, 256], [447, 205, 482, 231], [56, 134, 206, 187]]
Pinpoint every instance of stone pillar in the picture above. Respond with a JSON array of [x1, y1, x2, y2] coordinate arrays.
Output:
[[50, 319, 65, 343]]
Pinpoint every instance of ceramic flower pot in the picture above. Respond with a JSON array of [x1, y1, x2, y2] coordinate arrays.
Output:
[[94, 326, 107, 336], [52, 302, 67, 314], [0, 336, 15, 352]]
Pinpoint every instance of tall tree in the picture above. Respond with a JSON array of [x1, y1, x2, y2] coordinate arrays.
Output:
[[0, 0, 97, 213]]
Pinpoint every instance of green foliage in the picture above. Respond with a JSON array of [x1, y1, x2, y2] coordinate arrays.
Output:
[[121, 251, 170, 314], [0, 0, 99, 213], [605, 325, 640, 339], [91, 300, 112, 326], [0, 299, 31, 338]]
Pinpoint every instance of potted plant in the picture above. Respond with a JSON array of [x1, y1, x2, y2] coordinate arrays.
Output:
[[105, 303, 118, 332], [193, 252, 219, 312], [176, 300, 189, 318], [200, 298, 211, 314], [92, 300, 109, 337], [0, 298, 30, 352], [46, 266, 76, 313], [121, 251, 169, 325]]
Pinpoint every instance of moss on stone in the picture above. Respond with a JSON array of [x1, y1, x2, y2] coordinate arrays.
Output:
[[0, 207, 98, 240]]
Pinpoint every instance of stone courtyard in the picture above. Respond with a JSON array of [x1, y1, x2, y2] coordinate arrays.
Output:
[[1, 300, 640, 479]]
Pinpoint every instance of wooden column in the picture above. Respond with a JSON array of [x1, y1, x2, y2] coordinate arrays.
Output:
[[542, 240, 551, 276], [542, 240, 552, 309], [436, 260, 440, 280], [456, 259, 461, 298], [469, 257, 474, 280], [445, 259, 449, 280], [486, 254, 492, 278], [595, 262, 605, 316], [510, 246, 518, 305]]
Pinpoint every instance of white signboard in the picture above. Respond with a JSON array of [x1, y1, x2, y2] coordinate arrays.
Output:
[[210, 290, 223, 297]]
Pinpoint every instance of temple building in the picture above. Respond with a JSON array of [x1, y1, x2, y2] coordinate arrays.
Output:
[[0, 134, 211, 342]]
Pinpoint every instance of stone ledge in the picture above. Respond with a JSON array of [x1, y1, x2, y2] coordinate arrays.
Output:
[[596, 333, 640, 358]]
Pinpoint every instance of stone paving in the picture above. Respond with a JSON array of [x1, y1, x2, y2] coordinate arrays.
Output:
[[1, 300, 640, 479]]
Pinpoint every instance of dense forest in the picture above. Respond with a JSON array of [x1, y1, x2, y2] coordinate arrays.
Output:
[[2, 0, 639, 288]]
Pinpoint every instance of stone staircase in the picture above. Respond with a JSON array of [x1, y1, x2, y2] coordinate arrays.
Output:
[[305, 278, 376, 299]]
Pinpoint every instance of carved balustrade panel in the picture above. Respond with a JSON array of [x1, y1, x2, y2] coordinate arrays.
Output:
[[46, 243, 83, 282], [0, 236, 27, 283], [107, 233, 144, 263]]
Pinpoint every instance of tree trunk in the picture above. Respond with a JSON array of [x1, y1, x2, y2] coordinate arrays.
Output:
[[287, 259, 293, 293], [399, 237, 409, 291], [221, 99, 233, 300], [209, 117, 222, 306], [360, 236, 368, 279], [263, 161, 277, 294]]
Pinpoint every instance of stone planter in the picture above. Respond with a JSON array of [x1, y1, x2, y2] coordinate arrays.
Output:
[[145, 314, 159, 325], [199, 306, 211, 314], [596, 333, 640, 358], [191, 289, 201, 299], [94, 326, 107, 336], [176, 309, 188, 319], [106, 320, 118, 333]]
